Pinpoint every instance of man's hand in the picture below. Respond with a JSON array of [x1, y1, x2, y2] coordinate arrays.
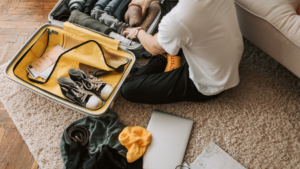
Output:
[[122, 27, 165, 56], [128, 0, 152, 16], [122, 27, 142, 40]]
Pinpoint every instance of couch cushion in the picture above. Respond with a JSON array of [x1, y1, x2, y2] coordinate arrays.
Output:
[[235, 0, 300, 77], [235, 0, 300, 48]]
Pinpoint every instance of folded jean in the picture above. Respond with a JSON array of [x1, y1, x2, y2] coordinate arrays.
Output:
[[83, 0, 98, 15], [91, 9, 128, 34], [104, 0, 122, 15], [68, 10, 112, 35], [68, 0, 85, 11], [93, 0, 111, 10], [109, 32, 139, 47]]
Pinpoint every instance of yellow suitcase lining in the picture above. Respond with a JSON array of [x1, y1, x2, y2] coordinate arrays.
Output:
[[9, 22, 134, 113]]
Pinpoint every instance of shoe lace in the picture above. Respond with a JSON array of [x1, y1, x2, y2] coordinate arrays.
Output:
[[72, 83, 94, 103], [82, 75, 107, 92]]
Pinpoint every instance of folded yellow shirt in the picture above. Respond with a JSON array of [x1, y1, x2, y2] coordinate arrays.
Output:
[[118, 126, 152, 163]]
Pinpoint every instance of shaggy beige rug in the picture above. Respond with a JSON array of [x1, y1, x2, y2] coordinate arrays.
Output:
[[1, 39, 300, 169]]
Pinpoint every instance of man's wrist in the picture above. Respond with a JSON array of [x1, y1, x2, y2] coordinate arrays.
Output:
[[135, 28, 144, 39]]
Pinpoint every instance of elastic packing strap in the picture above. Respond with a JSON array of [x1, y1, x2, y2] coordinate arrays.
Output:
[[26, 38, 129, 84]]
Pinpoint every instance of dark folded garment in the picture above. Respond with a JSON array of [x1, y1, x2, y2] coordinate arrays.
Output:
[[83, 145, 143, 169], [68, 10, 112, 35], [56, 11, 72, 22], [104, 0, 122, 15], [52, 1, 70, 19], [91, 9, 129, 34], [113, 0, 131, 22], [93, 0, 111, 10], [139, 2, 161, 31], [83, 0, 98, 15], [69, 0, 85, 11]]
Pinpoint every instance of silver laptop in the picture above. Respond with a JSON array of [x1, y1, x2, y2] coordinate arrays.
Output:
[[143, 110, 193, 169]]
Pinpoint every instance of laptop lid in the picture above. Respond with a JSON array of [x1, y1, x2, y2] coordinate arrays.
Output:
[[143, 110, 193, 169]]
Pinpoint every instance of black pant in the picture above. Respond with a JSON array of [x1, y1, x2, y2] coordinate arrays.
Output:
[[120, 55, 220, 104]]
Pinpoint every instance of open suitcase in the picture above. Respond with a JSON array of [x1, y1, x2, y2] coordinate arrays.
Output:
[[5, 0, 161, 117]]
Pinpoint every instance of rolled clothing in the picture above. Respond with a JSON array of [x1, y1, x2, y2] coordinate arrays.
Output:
[[93, 0, 111, 10], [69, 0, 85, 12], [119, 126, 152, 163], [109, 32, 139, 47], [139, 2, 161, 31], [83, 0, 98, 15], [91, 9, 128, 34], [113, 0, 131, 22], [56, 11, 72, 22], [104, 0, 122, 15], [124, 5, 147, 27], [68, 10, 112, 35], [60, 114, 128, 169], [53, 1, 70, 19]]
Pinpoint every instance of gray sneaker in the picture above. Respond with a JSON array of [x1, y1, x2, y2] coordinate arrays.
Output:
[[68, 68, 113, 100], [57, 77, 103, 109]]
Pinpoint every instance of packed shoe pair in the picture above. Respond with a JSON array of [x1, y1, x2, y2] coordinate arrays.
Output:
[[57, 68, 113, 109]]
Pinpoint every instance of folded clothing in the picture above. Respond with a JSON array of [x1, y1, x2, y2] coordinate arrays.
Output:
[[113, 0, 131, 22], [93, 0, 111, 11], [124, 5, 146, 27], [91, 9, 128, 34], [56, 11, 72, 22], [60, 114, 128, 168], [68, 10, 112, 35], [83, 0, 98, 15], [109, 32, 140, 47], [83, 145, 143, 169], [69, 0, 85, 11], [139, 2, 161, 31], [104, 0, 122, 15], [119, 126, 152, 163]]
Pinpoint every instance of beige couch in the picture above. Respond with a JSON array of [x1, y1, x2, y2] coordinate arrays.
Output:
[[235, 0, 300, 77]]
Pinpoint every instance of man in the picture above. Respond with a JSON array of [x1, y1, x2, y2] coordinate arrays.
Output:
[[120, 0, 244, 104]]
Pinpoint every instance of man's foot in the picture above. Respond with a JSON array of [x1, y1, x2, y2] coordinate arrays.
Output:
[[57, 77, 103, 109], [163, 54, 181, 72], [68, 68, 113, 100]]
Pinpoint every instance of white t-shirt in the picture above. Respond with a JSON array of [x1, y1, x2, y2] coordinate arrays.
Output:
[[157, 0, 244, 95]]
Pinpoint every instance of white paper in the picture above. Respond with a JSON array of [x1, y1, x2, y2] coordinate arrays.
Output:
[[26, 45, 66, 79], [189, 142, 246, 169], [39, 64, 55, 79], [26, 66, 39, 79]]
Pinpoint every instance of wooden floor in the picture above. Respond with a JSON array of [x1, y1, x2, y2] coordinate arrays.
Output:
[[0, 0, 59, 168]]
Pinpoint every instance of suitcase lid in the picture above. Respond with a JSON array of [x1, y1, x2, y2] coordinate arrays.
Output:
[[47, 0, 161, 51]]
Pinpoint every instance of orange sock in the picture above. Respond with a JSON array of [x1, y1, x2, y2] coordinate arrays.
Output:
[[163, 54, 181, 72]]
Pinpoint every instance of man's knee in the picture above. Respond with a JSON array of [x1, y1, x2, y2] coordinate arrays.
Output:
[[120, 79, 137, 102]]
